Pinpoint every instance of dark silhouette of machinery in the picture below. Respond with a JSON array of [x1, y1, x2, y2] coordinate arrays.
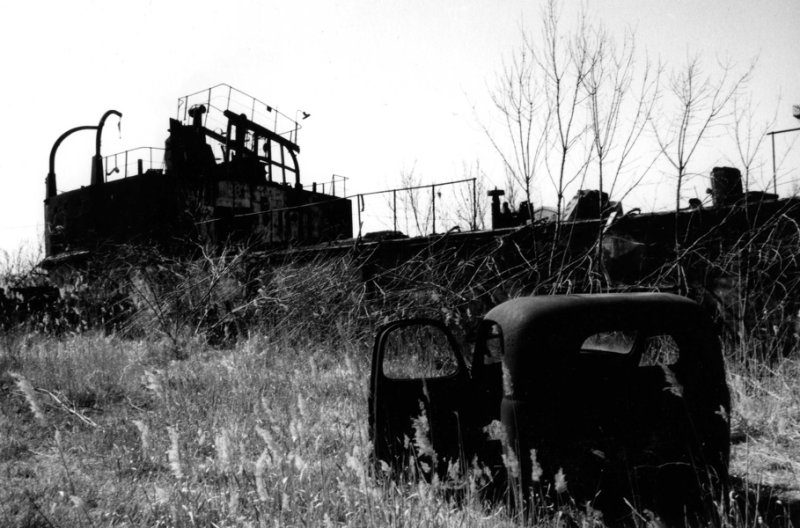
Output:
[[43, 84, 352, 262]]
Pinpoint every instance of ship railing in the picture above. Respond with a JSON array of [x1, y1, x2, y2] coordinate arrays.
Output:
[[193, 177, 481, 239], [103, 147, 165, 181], [176, 84, 301, 145], [353, 177, 480, 238], [301, 174, 349, 197]]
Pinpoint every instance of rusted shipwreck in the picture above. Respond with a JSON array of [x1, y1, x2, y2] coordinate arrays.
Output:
[[43, 84, 352, 263], [37, 85, 800, 309]]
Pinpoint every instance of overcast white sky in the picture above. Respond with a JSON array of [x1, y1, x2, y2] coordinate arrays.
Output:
[[1, 0, 798, 257]]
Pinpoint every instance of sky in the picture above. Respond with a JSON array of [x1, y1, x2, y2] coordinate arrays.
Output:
[[1, 0, 798, 258]]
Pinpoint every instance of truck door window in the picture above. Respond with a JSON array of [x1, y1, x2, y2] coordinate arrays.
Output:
[[580, 331, 680, 366], [482, 322, 504, 365], [638, 334, 680, 365], [382, 323, 459, 379], [580, 330, 637, 355]]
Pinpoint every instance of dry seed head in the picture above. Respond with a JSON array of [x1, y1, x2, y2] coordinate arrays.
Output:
[[346, 445, 367, 489], [530, 449, 543, 482], [133, 420, 151, 459], [289, 418, 300, 442], [417, 480, 432, 501], [154, 486, 170, 505], [421, 379, 430, 403], [143, 370, 164, 398], [166, 426, 183, 479], [502, 448, 520, 479], [255, 425, 277, 454], [293, 453, 307, 475], [446, 459, 461, 482], [555, 467, 568, 493], [69, 495, 86, 510], [660, 365, 683, 398], [344, 355, 354, 375], [10, 372, 46, 424], [309, 356, 318, 379], [483, 420, 507, 444], [411, 409, 437, 466], [255, 449, 269, 502], [215, 430, 231, 474], [228, 489, 240, 517]]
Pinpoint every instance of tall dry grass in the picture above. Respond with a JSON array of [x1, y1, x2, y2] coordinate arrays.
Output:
[[1, 330, 555, 527], [2, 217, 800, 525]]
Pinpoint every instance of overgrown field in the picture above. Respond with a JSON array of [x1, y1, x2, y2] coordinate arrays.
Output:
[[2, 244, 800, 527]]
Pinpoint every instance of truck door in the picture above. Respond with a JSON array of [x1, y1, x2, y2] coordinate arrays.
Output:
[[370, 319, 471, 480]]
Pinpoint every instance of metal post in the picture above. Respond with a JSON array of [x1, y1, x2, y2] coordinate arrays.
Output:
[[125, 151, 129, 178], [772, 133, 777, 195], [137, 159, 143, 176], [472, 178, 477, 230], [92, 110, 122, 186], [206, 89, 211, 126], [431, 185, 436, 235], [281, 147, 286, 185], [357, 195, 363, 238], [766, 126, 800, 196], [393, 189, 397, 232]]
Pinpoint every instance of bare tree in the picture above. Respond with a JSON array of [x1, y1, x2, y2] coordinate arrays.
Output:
[[727, 92, 778, 193], [651, 55, 753, 212], [540, 3, 596, 222], [581, 27, 660, 205], [503, 169, 520, 215], [455, 161, 488, 230], [579, 25, 661, 269], [484, 1, 650, 224], [483, 32, 550, 217], [398, 167, 432, 236]]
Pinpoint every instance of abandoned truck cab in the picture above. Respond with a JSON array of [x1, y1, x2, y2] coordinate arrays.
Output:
[[370, 293, 730, 523]]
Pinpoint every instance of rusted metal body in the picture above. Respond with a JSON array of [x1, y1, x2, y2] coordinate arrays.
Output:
[[43, 84, 352, 259], [41, 92, 796, 295], [371, 293, 730, 524]]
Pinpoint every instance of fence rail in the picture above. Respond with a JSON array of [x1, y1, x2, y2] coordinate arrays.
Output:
[[176, 83, 301, 145], [354, 177, 478, 238], [193, 177, 482, 239], [103, 147, 165, 181], [302, 174, 349, 197]]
